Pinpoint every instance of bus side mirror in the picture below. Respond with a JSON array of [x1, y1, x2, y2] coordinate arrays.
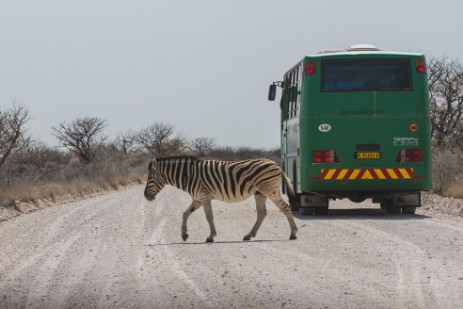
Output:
[[268, 84, 277, 101]]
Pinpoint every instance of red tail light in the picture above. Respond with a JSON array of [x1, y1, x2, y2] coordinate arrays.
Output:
[[312, 150, 339, 163], [396, 149, 423, 162], [416, 59, 426, 73], [305, 61, 316, 75]]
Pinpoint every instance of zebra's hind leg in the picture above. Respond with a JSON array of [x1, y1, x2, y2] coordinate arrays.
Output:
[[202, 201, 217, 243], [244, 193, 267, 241], [267, 190, 298, 240], [182, 200, 201, 241]]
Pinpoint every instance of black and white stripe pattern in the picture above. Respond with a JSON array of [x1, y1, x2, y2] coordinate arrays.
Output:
[[144, 156, 298, 242]]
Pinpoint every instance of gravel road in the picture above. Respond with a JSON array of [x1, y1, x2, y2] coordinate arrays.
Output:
[[1, 185, 463, 309]]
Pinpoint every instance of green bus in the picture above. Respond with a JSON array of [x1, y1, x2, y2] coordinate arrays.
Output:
[[268, 44, 431, 215]]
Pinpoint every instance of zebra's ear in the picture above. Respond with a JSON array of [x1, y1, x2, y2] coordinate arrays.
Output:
[[148, 159, 157, 171]]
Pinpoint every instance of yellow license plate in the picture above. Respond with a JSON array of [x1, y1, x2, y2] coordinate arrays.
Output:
[[356, 152, 381, 159]]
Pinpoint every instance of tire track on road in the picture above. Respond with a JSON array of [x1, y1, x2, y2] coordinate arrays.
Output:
[[143, 187, 218, 309], [145, 222, 215, 309], [332, 220, 433, 308], [23, 233, 88, 309]]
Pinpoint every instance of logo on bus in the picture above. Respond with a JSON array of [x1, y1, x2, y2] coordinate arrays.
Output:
[[318, 124, 331, 132], [393, 137, 419, 147]]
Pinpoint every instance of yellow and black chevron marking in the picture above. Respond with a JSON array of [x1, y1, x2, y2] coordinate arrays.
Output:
[[321, 168, 414, 180]]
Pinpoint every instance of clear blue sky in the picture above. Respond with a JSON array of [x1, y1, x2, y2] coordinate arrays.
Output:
[[1, 0, 462, 148]]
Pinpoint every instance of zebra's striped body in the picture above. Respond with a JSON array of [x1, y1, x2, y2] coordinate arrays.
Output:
[[144, 156, 298, 242]]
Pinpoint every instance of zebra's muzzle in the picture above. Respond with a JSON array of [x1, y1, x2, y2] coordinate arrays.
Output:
[[145, 195, 155, 201], [144, 191, 156, 201]]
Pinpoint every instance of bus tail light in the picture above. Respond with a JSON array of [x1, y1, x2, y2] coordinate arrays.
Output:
[[305, 61, 316, 75], [396, 149, 423, 162], [312, 150, 339, 163], [416, 60, 426, 73]]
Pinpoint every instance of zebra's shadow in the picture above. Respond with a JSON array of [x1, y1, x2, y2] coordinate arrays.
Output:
[[145, 239, 284, 246]]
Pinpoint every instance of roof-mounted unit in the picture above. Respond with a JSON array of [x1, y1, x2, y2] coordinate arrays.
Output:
[[316, 49, 345, 55], [346, 44, 382, 51], [315, 44, 387, 55]]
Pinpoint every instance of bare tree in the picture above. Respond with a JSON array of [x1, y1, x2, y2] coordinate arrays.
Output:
[[188, 137, 216, 156], [0, 104, 33, 171], [115, 130, 136, 155], [428, 57, 463, 147], [52, 117, 107, 164], [164, 135, 188, 156], [135, 122, 175, 156]]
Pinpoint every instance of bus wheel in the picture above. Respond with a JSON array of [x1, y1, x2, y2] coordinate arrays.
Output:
[[290, 163, 299, 211], [382, 200, 401, 214], [387, 207, 401, 214], [314, 207, 329, 215], [402, 207, 416, 214], [348, 197, 366, 203], [290, 196, 300, 211], [300, 207, 314, 216], [380, 202, 388, 210]]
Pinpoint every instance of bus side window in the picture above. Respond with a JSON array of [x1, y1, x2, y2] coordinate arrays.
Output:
[[296, 64, 303, 113], [288, 67, 300, 119], [289, 86, 297, 118], [281, 76, 291, 120], [290, 70, 296, 118], [282, 66, 302, 120]]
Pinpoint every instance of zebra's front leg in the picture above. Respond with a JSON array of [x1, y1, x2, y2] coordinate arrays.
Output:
[[244, 193, 267, 241], [202, 201, 217, 243], [182, 200, 201, 241]]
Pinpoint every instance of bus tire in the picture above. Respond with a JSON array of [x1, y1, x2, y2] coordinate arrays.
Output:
[[290, 196, 300, 211], [402, 207, 416, 214], [300, 207, 313, 216], [290, 162, 298, 211], [387, 207, 401, 214], [281, 171, 287, 195], [314, 207, 329, 215]]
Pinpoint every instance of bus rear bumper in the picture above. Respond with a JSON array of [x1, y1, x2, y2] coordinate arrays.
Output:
[[297, 190, 423, 207]]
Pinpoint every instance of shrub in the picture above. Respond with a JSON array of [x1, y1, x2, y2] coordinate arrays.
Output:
[[431, 147, 463, 197], [0, 145, 149, 206]]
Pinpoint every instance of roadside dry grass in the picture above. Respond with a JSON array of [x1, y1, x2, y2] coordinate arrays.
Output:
[[447, 176, 463, 198], [431, 147, 463, 198], [0, 146, 281, 210], [1, 176, 146, 207], [0, 147, 149, 208]]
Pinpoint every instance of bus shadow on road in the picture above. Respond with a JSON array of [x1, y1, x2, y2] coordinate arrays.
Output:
[[292, 208, 431, 220]]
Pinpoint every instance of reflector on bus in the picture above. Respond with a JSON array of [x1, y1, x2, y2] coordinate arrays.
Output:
[[305, 61, 316, 75], [416, 59, 426, 73]]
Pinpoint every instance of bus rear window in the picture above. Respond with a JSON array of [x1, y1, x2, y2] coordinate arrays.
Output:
[[321, 59, 412, 92]]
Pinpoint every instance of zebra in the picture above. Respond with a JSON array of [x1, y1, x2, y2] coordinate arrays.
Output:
[[144, 156, 298, 242]]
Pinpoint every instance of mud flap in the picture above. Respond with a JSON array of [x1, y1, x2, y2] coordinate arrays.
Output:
[[391, 193, 421, 207], [300, 195, 328, 207]]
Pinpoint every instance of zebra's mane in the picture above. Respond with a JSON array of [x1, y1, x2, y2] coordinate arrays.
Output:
[[155, 156, 200, 163]]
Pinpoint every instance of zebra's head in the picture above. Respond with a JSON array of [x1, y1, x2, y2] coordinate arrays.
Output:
[[144, 159, 166, 201]]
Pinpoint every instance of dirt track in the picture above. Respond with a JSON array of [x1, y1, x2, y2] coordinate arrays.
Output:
[[1, 185, 463, 309]]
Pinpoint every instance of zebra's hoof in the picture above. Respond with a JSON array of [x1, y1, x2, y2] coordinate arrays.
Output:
[[289, 234, 297, 240], [182, 233, 189, 241], [206, 237, 214, 243], [243, 235, 251, 241]]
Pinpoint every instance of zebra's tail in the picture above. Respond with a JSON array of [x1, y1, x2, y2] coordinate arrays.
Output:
[[281, 171, 296, 204]]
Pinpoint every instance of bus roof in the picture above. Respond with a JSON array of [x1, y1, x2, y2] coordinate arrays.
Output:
[[307, 44, 424, 58]]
